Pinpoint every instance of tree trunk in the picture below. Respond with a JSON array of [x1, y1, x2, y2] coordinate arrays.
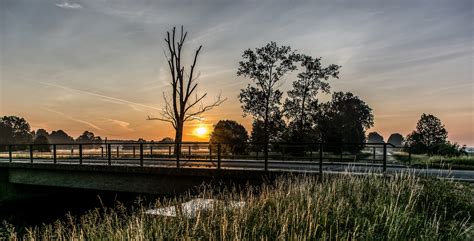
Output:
[[174, 120, 184, 157]]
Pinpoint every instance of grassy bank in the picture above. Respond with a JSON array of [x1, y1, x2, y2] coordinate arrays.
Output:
[[394, 152, 474, 170], [1, 173, 473, 240]]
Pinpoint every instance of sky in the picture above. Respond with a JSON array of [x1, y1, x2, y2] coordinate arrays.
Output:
[[0, 0, 473, 145]]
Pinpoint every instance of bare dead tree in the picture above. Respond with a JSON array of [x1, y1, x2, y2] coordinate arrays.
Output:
[[148, 26, 225, 157]]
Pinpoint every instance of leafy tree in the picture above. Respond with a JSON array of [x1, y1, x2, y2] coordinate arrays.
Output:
[[76, 131, 102, 148], [284, 55, 340, 142], [49, 130, 75, 144], [210, 120, 249, 154], [387, 133, 404, 146], [405, 113, 448, 154], [147, 26, 224, 155], [0, 116, 33, 150], [238, 42, 299, 162], [315, 92, 374, 153], [250, 112, 287, 152], [158, 137, 174, 143], [35, 129, 49, 139], [33, 135, 51, 152], [0, 116, 33, 144], [367, 132, 384, 143]]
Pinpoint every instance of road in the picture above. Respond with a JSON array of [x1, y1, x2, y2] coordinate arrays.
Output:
[[1, 157, 474, 182]]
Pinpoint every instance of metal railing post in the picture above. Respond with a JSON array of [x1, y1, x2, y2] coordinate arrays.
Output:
[[209, 145, 212, 161], [177, 143, 180, 168], [30, 144, 33, 163], [79, 144, 83, 165], [383, 143, 387, 173], [169, 146, 171, 158], [107, 144, 111, 165], [116, 146, 119, 158], [373, 147, 376, 161], [217, 143, 221, 169], [53, 144, 57, 164], [8, 145, 12, 162], [150, 146, 153, 157], [140, 143, 144, 167], [188, 146, 191, 160], [319, 143, 323, 178], [101, 147, 104, 158], [133, 146, 136, 158]]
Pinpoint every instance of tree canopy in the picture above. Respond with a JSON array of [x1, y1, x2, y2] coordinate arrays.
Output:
[[367, 132, 384, 143], [210, 120, 249, 154]]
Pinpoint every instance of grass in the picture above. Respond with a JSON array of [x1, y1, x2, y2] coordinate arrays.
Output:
[[394, 152, 474, 170], [1, 173, 473, 240]]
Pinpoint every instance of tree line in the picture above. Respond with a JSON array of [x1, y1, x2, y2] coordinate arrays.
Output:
[[0, 116, 102, 151]]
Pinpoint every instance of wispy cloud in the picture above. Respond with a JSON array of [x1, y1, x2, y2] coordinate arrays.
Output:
[[55, 2, 83, 10], [39, 82, 161, 112], [108, 119, 133, 131], [44, 108, 104, 131]]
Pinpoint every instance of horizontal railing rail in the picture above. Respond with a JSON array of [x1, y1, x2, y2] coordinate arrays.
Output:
[[0, 142, 408, 174]]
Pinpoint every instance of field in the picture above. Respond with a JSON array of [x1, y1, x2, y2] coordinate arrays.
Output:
[[394, 152, 474, 170], [2, 173, 473, 240]]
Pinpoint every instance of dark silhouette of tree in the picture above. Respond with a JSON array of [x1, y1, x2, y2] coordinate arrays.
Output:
[[367, 132, 384, 143], [49, 130, 75, 144], [238, 42, 299, 162], [250, 112, 287, 151], [0, 116, 33, 150], [158, 137, 174, 143], [387, 133, 404, 146], [284, 55, 340, 142], [33, 134, 51, 152], [35, 129, 49, 139], [76, 131, 102, 148], [405, 113, 448, 154], [210, 120, 249, 154], [148, 26, 225, 155], [315, 92, 374, 152]]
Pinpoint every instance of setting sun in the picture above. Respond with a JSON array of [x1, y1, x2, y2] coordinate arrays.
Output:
[[193, 126, 209, 139]]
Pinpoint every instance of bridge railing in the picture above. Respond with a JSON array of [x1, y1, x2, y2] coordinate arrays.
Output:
[[0, 142, 405, 173]]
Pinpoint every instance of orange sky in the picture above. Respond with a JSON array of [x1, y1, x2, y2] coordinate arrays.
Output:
[[1, 0, 473, 146]]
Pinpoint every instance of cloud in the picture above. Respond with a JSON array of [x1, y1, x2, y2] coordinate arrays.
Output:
[[39, 82, 161, 112], [44, 108, 104, 131], [108, 119, 133, 131], [55, 2, 83, 10]]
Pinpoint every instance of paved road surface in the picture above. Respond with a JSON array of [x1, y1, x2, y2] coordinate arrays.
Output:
[[1, 158, 473, 182]]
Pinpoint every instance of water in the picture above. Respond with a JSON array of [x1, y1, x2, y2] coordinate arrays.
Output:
[[0, 190, 155, 235]]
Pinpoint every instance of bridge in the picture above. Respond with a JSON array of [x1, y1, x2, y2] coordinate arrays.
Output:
[[0, 142, 471, 202]]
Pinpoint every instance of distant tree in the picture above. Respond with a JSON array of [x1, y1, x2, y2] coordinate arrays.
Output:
[[76, 131, 102, 148], [210, 120, 249, 154], [284, 55, 340, 142], [238, 42, 299, 161], [158, 137, 174, 143], [367, 132, 384, 143], [0, 116, 33, 150], [405, 113, 448, 154], [35, 129, 49, 139], [147, 26, 225, 155], [387, 133, 404, 146], [33, 135, 51, 152], [49, 130, 75, 144], [315, 92, 374, 152]]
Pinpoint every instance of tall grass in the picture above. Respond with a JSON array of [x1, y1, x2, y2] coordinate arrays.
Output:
[[394, 152, 474, 169], [2, 173, 473, 240]]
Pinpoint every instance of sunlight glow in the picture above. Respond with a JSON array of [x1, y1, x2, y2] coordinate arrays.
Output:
[[193, 126, 209, 138]]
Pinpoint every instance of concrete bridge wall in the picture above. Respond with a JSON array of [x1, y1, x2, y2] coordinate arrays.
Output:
[[0, 163, 292, 202]]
